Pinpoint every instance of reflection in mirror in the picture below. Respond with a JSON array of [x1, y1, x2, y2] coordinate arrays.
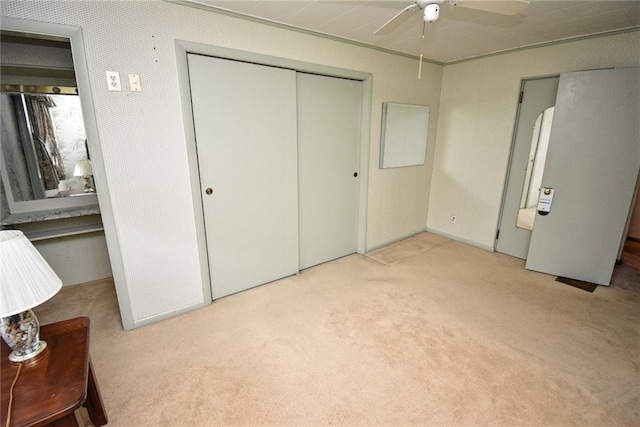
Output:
[[516, 106, 555, 230], [1, 28, 98, 225], [380, 102, 430, 169], [1, 92, 89, 200]]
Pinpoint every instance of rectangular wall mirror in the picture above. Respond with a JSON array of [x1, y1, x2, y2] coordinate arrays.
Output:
[[379, 102, 430, 169], [1, 24, 100, 225]]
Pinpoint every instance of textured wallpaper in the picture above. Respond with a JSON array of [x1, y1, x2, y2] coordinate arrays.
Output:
[[2, 0, 441, 328]]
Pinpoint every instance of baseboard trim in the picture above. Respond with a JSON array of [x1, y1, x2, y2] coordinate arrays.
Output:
[[132, 301, 209, 329], [365, 230, 429, 253], [426, 228, 495, 252], [64, 277, 114, 288]]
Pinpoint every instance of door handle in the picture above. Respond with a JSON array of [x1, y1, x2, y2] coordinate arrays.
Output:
[[205, 188, 213, 195]]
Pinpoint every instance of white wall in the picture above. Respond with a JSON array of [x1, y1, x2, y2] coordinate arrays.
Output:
[[428, 31, 640, 250], [33, 232, 113, 286], [1, 1, 442, 328], [13, 215, 113, 286]]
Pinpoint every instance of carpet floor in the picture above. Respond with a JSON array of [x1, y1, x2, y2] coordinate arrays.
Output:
[[36, 233, 639, 426]]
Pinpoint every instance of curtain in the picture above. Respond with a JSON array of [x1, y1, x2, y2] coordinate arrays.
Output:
[[24, 95, 66, 189], [1, 94, 38, 200]]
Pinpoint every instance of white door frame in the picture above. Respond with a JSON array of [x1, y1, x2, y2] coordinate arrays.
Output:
[[495, 75, 559, 258], [175, 40, 372, 303]]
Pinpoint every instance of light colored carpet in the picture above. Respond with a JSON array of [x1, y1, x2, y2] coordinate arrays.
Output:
[[612, 239, 640, 293], [36, 233, 639, 426]]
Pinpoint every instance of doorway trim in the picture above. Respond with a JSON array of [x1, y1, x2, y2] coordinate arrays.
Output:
[[495, 75, 559, 257], [174, 40, 372, 303], [0, 17, 131, 328]]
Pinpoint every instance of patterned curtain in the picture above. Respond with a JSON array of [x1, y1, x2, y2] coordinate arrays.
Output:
[[24, 95, 66, 189]]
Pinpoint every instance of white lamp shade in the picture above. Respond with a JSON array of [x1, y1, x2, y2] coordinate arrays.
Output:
[[0, 231, 62, 317], [73, 159, 93, 177]]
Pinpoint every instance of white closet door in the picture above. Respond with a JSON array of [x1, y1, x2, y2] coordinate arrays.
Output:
[[188, 54, 299, 299], [297, 73, 362, 269], [526, 68, 640, 285]]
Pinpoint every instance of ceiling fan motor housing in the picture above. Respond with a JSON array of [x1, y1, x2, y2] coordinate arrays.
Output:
[[424, 3, 440, 22], [416, 0, 445, 23]]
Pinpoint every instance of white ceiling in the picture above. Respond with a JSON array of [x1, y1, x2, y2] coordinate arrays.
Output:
[[178, 0, 640, 63]]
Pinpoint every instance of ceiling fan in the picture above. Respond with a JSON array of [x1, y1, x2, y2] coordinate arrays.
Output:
[[374, 0, 530, 35]]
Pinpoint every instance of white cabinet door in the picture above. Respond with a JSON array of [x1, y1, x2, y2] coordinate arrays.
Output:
[[188, 54, 299, 299], [526, 68, 640, 285], [297, 73, 362, 269]]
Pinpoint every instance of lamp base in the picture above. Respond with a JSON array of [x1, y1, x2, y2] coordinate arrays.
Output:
[[82, 176, 95, 193], [1, 310, 48, 363], [9, 340, 47, 363]]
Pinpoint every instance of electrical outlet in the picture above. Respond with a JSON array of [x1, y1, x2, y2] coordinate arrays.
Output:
[[128, 73, 142, 92], [106, 71, 121, 92], [450, 215, 457, 224]]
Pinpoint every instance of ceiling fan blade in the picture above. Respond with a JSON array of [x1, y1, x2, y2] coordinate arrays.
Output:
[[374, 3, 421, 35], [451, 0, 529, 16]]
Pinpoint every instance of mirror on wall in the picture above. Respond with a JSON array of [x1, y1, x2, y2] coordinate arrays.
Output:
[[1, 27, 99, 225], [516, 106, 555, 230], [2, 92, 91, 199], [380, 102, 430, 169]]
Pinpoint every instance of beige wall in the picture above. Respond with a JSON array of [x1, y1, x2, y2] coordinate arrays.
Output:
[[1, 1, 442, 328], [6, 1, 635, 328], [428, 31, 640, 250], [34, 232, 113, 286], [13, 216, 113, 286]]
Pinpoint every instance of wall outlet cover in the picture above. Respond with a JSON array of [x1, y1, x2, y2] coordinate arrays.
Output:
[[106, 71, 122, 92]]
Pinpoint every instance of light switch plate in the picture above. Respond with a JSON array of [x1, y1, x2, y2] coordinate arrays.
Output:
[[128, 73, 142, 92]]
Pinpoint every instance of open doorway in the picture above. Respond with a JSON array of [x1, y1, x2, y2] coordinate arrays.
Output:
[[498, 69, 640, 287], [495, 76, 559, 260], [612, 181, 640, 292]]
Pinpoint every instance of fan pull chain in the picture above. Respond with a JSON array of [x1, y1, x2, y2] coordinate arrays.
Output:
[[418, 21, 426, 80]]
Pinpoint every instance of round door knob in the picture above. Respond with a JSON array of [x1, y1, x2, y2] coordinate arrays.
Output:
[[353, 172, 358, 177], [205, 188, 213, 195]]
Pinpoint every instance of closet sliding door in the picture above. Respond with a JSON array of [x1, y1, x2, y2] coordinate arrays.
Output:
[[188, 54, 299, 299], [297, 73, 361, 269]]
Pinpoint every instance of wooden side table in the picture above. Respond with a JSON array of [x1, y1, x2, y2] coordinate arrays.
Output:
[[0, 317, 108, 426]]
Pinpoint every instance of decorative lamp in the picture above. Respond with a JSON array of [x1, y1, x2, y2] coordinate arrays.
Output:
[[74, 159, 95, 193], [0, 231, 62, 362]]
